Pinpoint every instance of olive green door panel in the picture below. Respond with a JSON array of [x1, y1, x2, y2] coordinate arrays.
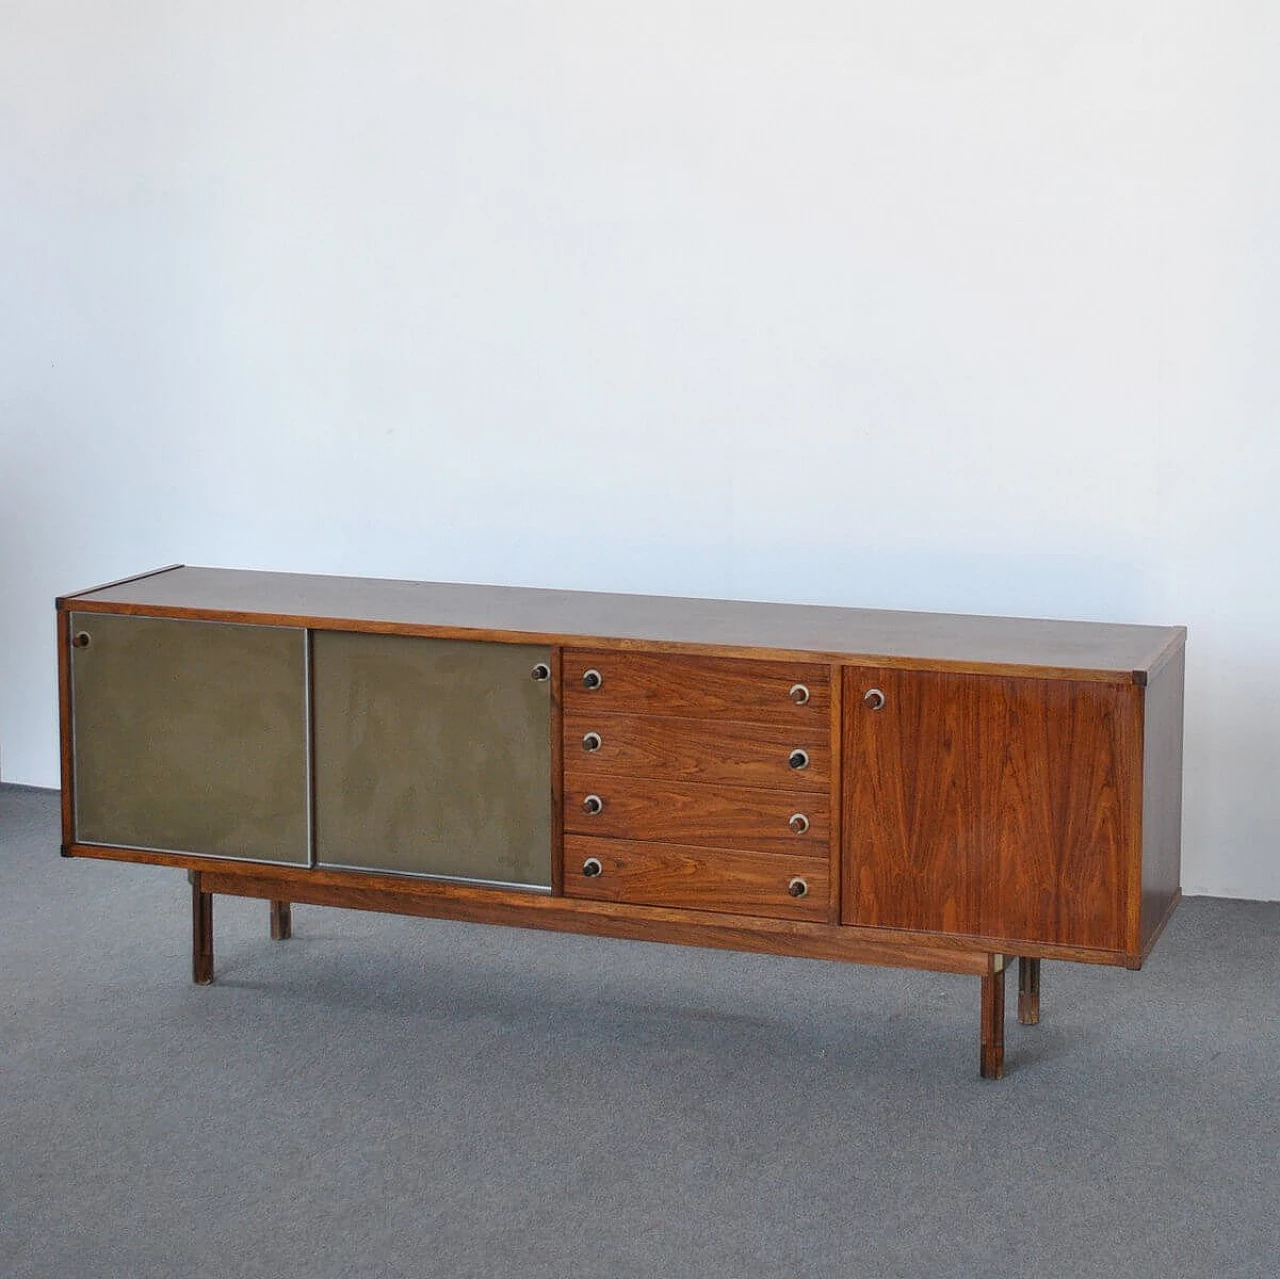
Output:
[[312, 632, 552, 888], [70, 613, 309, 863]]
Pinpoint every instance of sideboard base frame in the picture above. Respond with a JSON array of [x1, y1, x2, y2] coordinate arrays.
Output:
[[175, 859, 1016, 1078], [64, 840, 1157, 967]]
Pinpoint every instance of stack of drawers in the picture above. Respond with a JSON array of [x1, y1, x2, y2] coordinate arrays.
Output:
[[561, 650, 835, 922]]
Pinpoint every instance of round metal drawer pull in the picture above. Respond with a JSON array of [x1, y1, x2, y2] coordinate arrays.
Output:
[[788, 683, 810, 706], [787, 877, 809, 899], [582, 668, 603, 690], [582, 794, 604, 815], [530, 662, 551, 682], [864, 687, 886, 711], [582, 857, 603, 878], [788, 812, 810, 835], [582, 732, 602, 753], [788, 749, 809, 770], [71, 632, 91, 649]]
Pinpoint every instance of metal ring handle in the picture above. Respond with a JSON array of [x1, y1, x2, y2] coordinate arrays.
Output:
[[582, 857, 603, 878], [582, 668, 603, 690], [582, 732, 602, 753], [71, 632, 91, 649], [788, 812, 810, 835], [582, 794, 604, 815], [530, 662, 551, 682], [788, 683, 810, 706], [787, 877, 809, 899], [863, 688, 886, 711], [788, 749, 809, 771]]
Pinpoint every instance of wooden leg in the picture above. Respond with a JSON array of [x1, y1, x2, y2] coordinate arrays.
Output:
[[1018, 957, 1041, 1026], [980, 963, 1005, 1080], [190, 872, 213, 985], [269, 899, 292, 941]]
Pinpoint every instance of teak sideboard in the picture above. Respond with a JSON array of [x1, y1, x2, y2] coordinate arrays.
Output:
[[56, 565, 1187, 1079]]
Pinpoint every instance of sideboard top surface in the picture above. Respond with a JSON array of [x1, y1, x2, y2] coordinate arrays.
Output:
[[62, 565, 1185, 684]]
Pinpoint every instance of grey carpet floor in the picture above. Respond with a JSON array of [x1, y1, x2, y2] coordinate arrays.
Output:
[[2, 784, 1278, 1279]]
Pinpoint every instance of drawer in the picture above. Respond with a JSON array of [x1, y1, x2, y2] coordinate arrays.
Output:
[[562, 650, 829, 722], [564, 777, 829, 853], [564, 712, 830, 794], [564, 836, 830, 922]]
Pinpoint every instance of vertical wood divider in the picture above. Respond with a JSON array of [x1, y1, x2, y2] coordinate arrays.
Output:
[[549, 646, 565, 895], [828, 663, 843, 925], [305, 628, 318, 868]]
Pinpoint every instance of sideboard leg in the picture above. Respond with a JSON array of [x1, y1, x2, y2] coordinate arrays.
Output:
[[269, 899, 292, 941], [1018, 957, 1041, 1025], [190, 872, 214, 985], [980, 963, 1006, 1080]]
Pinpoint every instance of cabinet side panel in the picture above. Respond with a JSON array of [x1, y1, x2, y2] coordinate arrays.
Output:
[[1139, 644, 1185, 954], [313, 632, 552, 888], [70, 613, 309, 863], [57, 609, 75, 848]]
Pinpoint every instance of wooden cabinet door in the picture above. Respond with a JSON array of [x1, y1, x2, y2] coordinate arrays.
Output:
[[69, 612, 309, 863], [842, 667, 1141, 953], [312, 632, 552, 889]]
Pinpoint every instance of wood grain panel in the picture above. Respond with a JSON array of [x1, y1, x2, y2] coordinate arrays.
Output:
[[563, 650, 829, 721], [844, 668, 981, 935], [843, 667, 1138, 952], [563, 836, 830, 922], [65, 565, 1183, 682], [563, 712, 829, 793], [564, 777, 829, 853]]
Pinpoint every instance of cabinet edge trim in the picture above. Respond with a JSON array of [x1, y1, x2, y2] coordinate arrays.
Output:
[[53, 601, 1148, 684]]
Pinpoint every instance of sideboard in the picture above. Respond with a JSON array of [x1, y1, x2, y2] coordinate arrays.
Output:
[[57, 565, 1186, 1078]]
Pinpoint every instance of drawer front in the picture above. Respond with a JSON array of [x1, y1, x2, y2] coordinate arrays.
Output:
[[562, 650, 829, 722], [565, 836, 830, 922], [564, 712, 830, 793], [564, 777, 828, 853]]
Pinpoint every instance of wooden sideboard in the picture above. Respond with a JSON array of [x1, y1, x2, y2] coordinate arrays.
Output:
[[57, 565, 1186, 1078]]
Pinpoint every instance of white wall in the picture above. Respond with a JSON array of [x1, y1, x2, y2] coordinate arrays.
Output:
[[2, 2, 1277, 898]]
